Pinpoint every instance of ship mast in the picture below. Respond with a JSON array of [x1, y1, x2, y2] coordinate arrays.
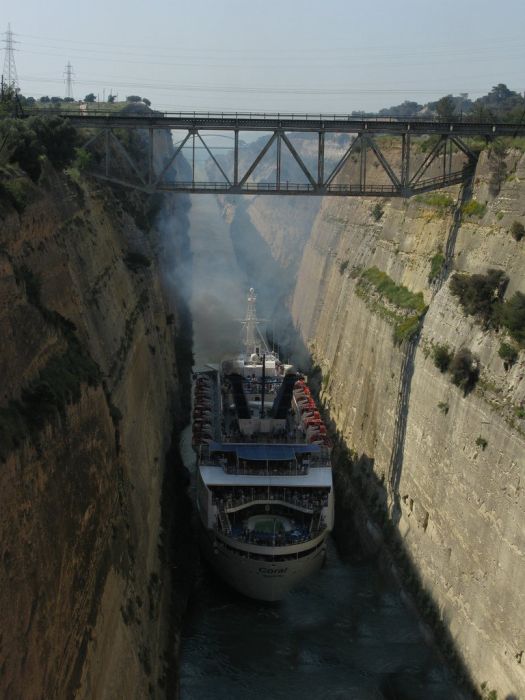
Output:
[[241, 287, 269, 356]]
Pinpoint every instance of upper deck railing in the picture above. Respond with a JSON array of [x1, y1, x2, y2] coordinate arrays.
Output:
[[198, 444, 332, 472], [212, 488, 329, 514], [23, 108, 525, 137]]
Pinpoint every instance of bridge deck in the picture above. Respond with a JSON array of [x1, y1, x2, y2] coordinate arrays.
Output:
[[25, 109, 525, 137]]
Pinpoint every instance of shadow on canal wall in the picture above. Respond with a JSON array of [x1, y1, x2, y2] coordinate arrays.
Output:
[[324, 421, 501, 700]]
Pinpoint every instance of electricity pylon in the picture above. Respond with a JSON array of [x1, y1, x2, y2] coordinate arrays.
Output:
[[64, 61, 74, 99], [2, 23, 19, 90]]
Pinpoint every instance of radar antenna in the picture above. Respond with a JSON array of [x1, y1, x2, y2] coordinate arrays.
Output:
[[240, 287, 270, 356]]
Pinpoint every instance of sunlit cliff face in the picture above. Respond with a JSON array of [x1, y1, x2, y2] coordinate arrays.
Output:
[[227, 144, 525, 698]]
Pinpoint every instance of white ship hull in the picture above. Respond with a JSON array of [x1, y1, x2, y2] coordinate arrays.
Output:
[[199, 524, 327, 602], [193, 287, 334, 603]]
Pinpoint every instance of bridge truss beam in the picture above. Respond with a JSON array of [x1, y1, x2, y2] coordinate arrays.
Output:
[[67, 112, 512, 197]]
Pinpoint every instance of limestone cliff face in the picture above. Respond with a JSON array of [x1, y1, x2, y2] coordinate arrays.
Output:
[[290, 148, 525, 697], [226, 145, 525, 696], [0, 159, 191, 698]]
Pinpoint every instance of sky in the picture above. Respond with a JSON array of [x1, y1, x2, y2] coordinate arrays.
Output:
[[2, 0, 525, 114]]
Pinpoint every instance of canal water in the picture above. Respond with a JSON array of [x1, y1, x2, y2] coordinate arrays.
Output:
[[180, 195, 463, 700], [179, 540, 462, 700]]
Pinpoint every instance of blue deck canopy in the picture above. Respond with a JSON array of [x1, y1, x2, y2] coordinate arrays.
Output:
[[238, 445, 294, 461]]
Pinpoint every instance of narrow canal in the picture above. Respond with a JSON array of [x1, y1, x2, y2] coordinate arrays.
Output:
[[179, 539, 461, 700], [179, 195, 463, 700]]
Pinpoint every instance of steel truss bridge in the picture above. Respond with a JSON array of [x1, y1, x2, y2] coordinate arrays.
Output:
[[55, 111, 525, 197]]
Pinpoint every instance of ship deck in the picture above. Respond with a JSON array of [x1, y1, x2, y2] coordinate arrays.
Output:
[[199, 465, 332, 487]]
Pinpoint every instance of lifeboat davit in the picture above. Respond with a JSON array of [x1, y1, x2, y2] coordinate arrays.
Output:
[[195, 390, 212, 399], [195, 408, 211, 416], [303, 418, 323, 429], [301, 410, 320, 421]]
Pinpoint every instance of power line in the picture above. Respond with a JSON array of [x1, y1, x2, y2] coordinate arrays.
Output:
[[17, 72, 523, 96], [15, 30, 525, 56], [2, 23, 19, 90], [14, 43, 525, 71]]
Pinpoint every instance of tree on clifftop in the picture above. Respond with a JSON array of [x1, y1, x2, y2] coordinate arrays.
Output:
[[435, 95, 456, 118], [474, 83, 525, 119], [487, 83, 515, 104]]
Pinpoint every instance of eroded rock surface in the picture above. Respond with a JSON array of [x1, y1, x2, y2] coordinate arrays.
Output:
[[0, 160, 192, 699]]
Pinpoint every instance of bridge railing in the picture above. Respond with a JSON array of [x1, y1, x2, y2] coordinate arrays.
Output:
[[156, 179, 475, 193], [157, 180, 402, 193], [18, 107, 521, 127]]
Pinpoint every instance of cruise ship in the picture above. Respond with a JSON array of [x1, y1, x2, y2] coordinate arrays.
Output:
[[192, 288, 334, 601]]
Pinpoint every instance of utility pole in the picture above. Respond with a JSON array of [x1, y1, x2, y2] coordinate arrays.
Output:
[[64, 61, 74, 99], [2, 23, 19, 91]]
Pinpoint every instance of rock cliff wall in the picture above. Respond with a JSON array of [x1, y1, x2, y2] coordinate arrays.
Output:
[[228, 144, 525, 697], [0, 154, 192, 699]]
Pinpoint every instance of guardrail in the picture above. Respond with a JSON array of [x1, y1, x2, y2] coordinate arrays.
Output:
[[18, 107, 525, 128], [158, 180, 400, 193]]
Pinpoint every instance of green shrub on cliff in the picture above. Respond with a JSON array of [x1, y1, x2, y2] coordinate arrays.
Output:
[[5, 340, 100, 436], [361, 267, 426, 312], [415, 193, 454, 213], [432, 344, 453, 372], [0, 177, 34, 213], [488, 139, 507, 196], [480, 682, 499, 700], [510, 221, 524, 241], [450, 270, 525, 348], [475, 435, 488, 451], [371, 203, 384, 221], [0, 340, 100, 459], [428, 251, 445, 283], [498, 341, 518, 364], [124, 251, 151, 272], [393, 315, 420, 345], [0, 268, 101, 461], [461, 199, 487, 219], [450, 347, 479, 395], [73, 147, 92, 171], [357, 267, 426, 346], [437, 401, 449, 415], [450, 269, 508, 326], [498, 291, 525, 346], [0, 116, 78, 181]]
